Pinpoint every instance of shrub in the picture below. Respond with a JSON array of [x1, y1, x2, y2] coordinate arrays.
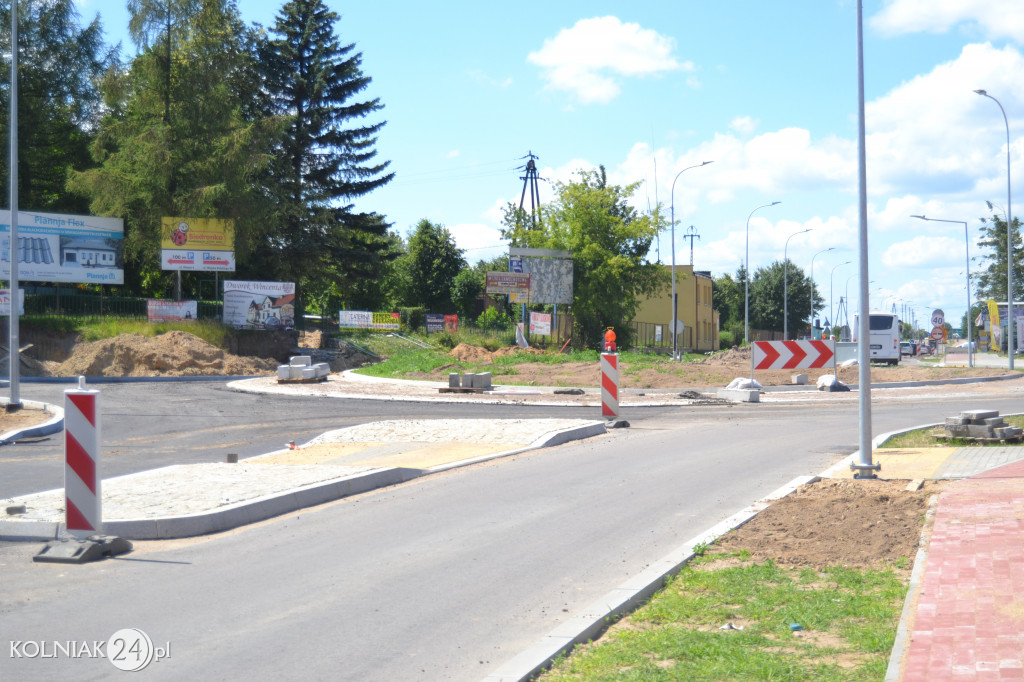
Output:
[[719, 330, 735, 350], [476, 307, 513, 330]]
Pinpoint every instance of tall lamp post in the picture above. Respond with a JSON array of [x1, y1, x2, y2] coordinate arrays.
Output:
[[743, 201, 781, 344], [669, 160, 713, 359], [809, 247, 835, 336], [830, 261, 851, 334], [974, 89, 1014, 369], [783, 228, 811, 340], [912, 214, 973, 367]]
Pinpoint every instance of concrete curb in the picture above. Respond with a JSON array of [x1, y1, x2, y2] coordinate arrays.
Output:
[[482, 475, 820, 682], [885, 493, 940, 681], [0, 398, 64, 445], [0, 421, 606, 542]]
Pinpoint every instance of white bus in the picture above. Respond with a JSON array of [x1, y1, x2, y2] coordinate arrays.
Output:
[[852, 311, 900, 365]]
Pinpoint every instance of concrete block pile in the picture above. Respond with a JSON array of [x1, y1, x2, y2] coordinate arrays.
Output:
[[944, 409, 1023, 440], [277, 355, 330, 383], [447, 372, 492, 390]]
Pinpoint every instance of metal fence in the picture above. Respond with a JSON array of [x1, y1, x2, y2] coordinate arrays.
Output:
[[22, 291, 224, 322]]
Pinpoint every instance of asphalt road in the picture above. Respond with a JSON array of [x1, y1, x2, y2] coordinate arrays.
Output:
[[0, 380, 635, 499], [4, 383, 1024, 680]]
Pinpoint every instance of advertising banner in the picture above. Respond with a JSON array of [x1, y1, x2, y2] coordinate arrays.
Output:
[[0, 211, 124, 284], [223, 281, 295, 329], [147, 299, 197, 322], [444, 314, 458, 333], [161, 218, 235, 271], [486, 271, 530, 296], [0, 289, 25, 316], [529, 312, 551, 335], [426, 313, 445, 334], [338, 310, 400, 331]]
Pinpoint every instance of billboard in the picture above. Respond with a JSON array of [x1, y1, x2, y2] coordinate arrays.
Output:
[[161, 218, 235, 271], [338, 311, 400, 331], [223, 281, 295, 329], [529, 312, 551, 335], [520, 257, 573, 304], [0, 211, 124, 284]]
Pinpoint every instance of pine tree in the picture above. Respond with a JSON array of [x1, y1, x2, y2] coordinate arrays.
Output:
[[254, 0, 394, 304]]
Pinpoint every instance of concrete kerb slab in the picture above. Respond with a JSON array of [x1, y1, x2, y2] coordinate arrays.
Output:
[[482, 475, 820, 682], [0, 398, 64, 444], [0, 420, 607, 542]]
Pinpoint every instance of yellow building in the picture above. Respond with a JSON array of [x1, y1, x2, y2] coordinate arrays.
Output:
[[632, 265, 718, 352]]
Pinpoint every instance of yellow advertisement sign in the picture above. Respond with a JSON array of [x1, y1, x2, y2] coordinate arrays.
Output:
[[161, 218, 234, 250], [986, 298, 1001, 329]]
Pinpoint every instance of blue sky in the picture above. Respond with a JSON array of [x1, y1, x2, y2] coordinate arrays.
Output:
[[81, 0, 1024, 331]]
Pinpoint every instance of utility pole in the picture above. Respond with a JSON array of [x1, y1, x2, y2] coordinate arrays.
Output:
[[682, 225, 700, 265], [518, 151, 542, 229]]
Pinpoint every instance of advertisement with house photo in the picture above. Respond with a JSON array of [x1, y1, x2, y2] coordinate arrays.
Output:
[[222, 281, 295, 330]]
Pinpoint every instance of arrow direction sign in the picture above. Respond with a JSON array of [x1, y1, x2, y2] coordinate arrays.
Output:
[[753, 340, 835, 370]]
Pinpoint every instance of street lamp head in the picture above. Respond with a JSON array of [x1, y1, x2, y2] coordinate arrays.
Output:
[[910, 214, 927, 221], [770, 201, 781, 206], [700, 160, 714, 167], [974, 89, 987, 96], [986, 200, 994, 210]]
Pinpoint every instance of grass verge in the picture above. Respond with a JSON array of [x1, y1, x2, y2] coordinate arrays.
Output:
[[539, 553, 905, 681]]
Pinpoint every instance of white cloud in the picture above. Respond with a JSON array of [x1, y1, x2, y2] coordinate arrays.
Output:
[[445, 149, 461, 159], [446, 222, 508, 263], [864, 43, 1024, 197], [871, 0, 1024, 43], [881, 235, 966, 267], [730, 116, 759, 136], [528, 16, 692, 104]]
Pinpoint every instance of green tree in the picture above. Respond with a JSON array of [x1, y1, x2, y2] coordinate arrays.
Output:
[[69, 1, 275, 296], [501, 166, 666, 349], [0, 0, 117, 213], [406, 219, 466, 312], [974, 211, 1024, 303], [748, 260, 819, 334], [712, 271, 743, 334], [253, 0, 394, 304], [451, 269, 484, 318]]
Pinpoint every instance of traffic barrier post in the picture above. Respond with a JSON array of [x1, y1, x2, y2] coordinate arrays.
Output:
[[64, 376, 101, 538]]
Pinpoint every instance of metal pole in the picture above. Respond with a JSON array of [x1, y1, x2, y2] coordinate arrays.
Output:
[[853, 0, 878, 478], [744, 201, 781, 345], [783, 228, 811, 340], [810, 247, 834, 336], [975, 90, 1014, 368], [669, 161, 712, 360], [7, 2, 19, 410], [830, 261, 850, 334]]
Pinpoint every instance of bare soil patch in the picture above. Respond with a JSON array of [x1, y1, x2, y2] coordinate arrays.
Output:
[[707, 477, 939, 568]]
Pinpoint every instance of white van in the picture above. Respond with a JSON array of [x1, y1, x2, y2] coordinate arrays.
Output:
[[852, 311, 900, 365]]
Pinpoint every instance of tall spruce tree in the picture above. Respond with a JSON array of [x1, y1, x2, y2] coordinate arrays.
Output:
[[254, 0, 394, 307]]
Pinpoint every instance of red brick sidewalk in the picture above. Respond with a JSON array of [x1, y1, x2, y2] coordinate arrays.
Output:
[[899, 460, 1024, 680]]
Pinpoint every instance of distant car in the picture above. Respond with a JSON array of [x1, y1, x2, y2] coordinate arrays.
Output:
[[899, 341, 914, 357]]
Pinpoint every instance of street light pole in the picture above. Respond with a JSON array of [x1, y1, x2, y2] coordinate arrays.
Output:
[[911, 214, 973, 367], [743, 201, 781, 345], [809, 247, 835, 337], [783, 228, 811, 340], [830, 261, 851, 334], [670, 160, 713, 360], [974, 89, 1014, 369]]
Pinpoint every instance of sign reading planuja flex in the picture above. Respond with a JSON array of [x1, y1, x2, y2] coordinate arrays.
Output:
[[0, 211, 124, 284]]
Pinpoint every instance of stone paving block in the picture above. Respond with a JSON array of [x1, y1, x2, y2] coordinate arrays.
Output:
[[961, 409, 999, 421]]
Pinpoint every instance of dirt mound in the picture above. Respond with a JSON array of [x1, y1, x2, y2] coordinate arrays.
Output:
[[492, 346, 548, 358], [450, 343, 493, 363], [699, 346, 750, 366], [36, 331, 278, 377]]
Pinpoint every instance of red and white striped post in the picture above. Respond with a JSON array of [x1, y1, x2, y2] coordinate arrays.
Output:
[[64, 377, 101, 538], [601, 329, 619, 419]]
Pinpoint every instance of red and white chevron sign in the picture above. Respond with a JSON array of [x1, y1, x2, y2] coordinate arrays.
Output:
[[753, 340, 834, 370]]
